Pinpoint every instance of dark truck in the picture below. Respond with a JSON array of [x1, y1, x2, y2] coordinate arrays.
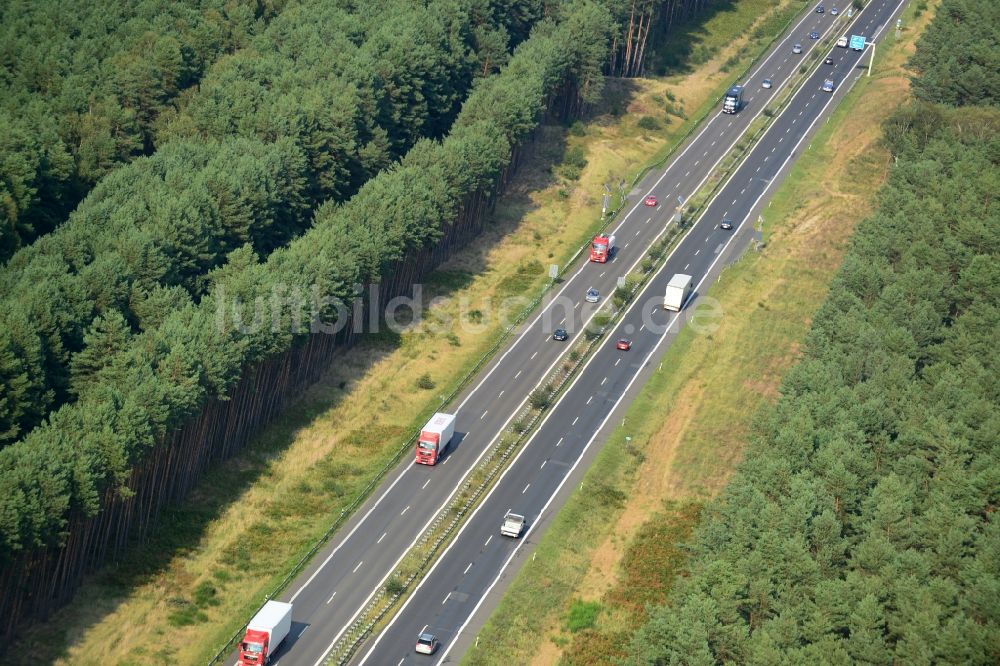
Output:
[[723, 85, 744, 114]]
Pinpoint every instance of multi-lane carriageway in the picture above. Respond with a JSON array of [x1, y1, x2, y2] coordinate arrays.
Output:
[[357, 0, 908, 662], [227, 1, 909, 664]]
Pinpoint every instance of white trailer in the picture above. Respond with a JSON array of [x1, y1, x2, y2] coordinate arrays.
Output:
[[663, 274, 693, 311]]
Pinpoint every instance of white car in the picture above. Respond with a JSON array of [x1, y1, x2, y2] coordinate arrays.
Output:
[[415, 633, 439, 655], [793, 43, 803, 54], [501, 512, 526, 538], [762, 78, 773, 89], [831, 7, 839, 15], [837, 36, 848, 48]]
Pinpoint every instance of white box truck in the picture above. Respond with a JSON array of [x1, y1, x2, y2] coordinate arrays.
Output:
[[415, 412, 456, 465], [663, 274, 693, 311], [238, 600, 293, 665]]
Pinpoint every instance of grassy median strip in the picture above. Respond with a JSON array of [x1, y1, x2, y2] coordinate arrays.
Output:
[[323, 1, 832, 653], [683, 9, 850, 221], [626, 0, 812, 193], [462, 1, 934, 663], [324, 179, 696, 665]]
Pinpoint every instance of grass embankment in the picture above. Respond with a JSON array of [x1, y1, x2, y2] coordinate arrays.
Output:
[[6, 3, 800, 664], [463, 2, 937, 664]]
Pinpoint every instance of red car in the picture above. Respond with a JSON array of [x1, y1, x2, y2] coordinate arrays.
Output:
[[643, 195, 658, 207], [616, 338, 632, 351]]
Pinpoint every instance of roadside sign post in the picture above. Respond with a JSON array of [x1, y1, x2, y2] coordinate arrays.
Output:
[[848, 35, 875, 77]]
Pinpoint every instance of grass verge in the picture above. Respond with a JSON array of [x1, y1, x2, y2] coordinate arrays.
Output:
[[326, 132, 699, 665], [7, 2, 814, 664], [462, 2, 937, 664]]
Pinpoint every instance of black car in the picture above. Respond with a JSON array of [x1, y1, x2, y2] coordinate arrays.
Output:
[[816, 4, 824, 12], [720, 219, 734, 230], [825, 56, 834, 65], [809, 31, 820, 40], [552, 328, 568, 341]]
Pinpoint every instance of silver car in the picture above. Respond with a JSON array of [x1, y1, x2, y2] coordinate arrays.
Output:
[[762, 78, 773, 89], [415, 633, 439, 655], [822, 79, 835, 93], [585, 287, 600, 303], [793, 43, 803, 54]]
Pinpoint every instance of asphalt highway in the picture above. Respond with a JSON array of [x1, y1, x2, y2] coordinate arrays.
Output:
[[226, 2, 903, 664], [354, 0, 909, 663]]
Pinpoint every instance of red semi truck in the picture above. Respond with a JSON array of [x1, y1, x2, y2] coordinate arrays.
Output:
[[589, 234, 615, 262], [415, 413, 456, 465], [238, 600, 292, 665]]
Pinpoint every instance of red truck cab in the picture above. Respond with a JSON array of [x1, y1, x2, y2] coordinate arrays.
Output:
[[238, 628, 270, 664], [589, 234, 615, 262], [415, 413, 456, 465], [237, 600, 292, 665]]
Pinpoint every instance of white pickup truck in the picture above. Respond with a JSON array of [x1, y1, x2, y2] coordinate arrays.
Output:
[[500, 512, 526, 538]]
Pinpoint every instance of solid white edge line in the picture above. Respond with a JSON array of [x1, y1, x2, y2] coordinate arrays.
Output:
[[364, 73, 788, 661], [357, 177, 737, 663], [299, 0, 890, 658], [429, 2, 908, 662], [308, 184, 681, 666]]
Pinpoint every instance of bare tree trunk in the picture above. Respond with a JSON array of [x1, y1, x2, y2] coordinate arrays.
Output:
[[634, 0, 654, 77], [608, 33, 619, 77], [622, 0, 637, 79], [628, 7, 646, 76]]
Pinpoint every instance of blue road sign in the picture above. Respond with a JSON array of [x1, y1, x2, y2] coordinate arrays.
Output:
[[850, 35, 866, 50]]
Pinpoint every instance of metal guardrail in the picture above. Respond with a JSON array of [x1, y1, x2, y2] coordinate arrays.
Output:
[[329, 2, 882, 659], [206, 170, 631, 666], [680, 7, 857, 229], [323, 215, 692, 666], [208, 4, 821, 664], [626, 0, 811, 194]]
